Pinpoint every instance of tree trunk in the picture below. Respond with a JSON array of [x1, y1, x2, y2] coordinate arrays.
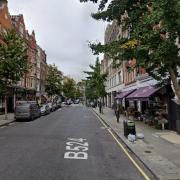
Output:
[[4, 95, 8, 120], [169, 67, 180, 102]]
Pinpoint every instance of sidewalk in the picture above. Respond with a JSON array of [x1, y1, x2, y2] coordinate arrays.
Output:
[[93, 107, 180, 180], [0, 113, 15, 127]]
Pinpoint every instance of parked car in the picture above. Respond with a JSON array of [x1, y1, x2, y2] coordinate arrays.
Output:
[[74, 99, 80, 104], [15, 101, 41, 121], [90, 101, 96, 108], [52, 102, 57, 111], [56, 99, 62, 108], [40, 104, 51, 115], [48, 102, 53, 112], [65, 99, 72, 105]]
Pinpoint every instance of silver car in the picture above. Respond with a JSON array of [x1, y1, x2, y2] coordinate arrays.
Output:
[[15, 101, 41, 121], [40, 104, 51, 115]]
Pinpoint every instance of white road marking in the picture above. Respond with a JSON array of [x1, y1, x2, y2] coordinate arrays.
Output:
[[64, 152, 88, 159], [64, 138, 89, 160]]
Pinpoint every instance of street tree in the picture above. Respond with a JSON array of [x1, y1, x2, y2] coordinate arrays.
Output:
[[76, 81, 85, 99], [75, 87, 83, 99], [45, 64, 63, 98], [0, 30, 28, 119], [84, 57, 107, 109], [85, 79, 98, 100], [80, 0, 180, 101], [63, 77, 76, 99]]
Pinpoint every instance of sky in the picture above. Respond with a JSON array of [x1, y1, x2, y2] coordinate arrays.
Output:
[[8, 0, 105, 81]]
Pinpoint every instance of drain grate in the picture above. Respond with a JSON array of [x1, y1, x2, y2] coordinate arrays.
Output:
[[144, 150, 152, 153]]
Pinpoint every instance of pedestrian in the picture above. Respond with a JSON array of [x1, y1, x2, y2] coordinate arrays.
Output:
[[99, 101, 102, 114], [115, 101, 120, 123]]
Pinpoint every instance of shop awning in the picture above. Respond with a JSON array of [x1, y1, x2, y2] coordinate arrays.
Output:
[[116, 89, 136, 99], [126, 86, 161, 101]]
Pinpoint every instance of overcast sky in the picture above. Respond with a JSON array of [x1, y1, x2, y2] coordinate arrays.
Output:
[[8, 0, 105, 81]]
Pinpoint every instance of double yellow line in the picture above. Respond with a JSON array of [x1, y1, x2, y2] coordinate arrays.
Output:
[[94, 111, 151, 180]]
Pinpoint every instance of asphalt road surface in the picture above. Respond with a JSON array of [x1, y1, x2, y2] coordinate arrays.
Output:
[[0, 105, 151, 180]]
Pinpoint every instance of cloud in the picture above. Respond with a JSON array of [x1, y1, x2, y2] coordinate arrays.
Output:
[[8, 0, 105, 81]]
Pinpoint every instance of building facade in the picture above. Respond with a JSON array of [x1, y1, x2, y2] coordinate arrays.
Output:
[[11, 14, 48, 101], [102, 20, 129, 107], [0, 0, 13, 113], [37, 45, 48, 101], [102, 20, 157, 110], [0, 1, 48, 113], [0, 0, 11, 31], [101, 19, 177, 132]]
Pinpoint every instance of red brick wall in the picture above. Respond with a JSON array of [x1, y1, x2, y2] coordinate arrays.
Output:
[[124, 59, 137, 85], [0, 0, 12, 30]]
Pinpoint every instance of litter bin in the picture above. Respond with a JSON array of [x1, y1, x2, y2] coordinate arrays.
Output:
[[127, 120, 136, 135]]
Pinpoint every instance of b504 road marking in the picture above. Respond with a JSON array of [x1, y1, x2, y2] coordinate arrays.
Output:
[[64, 138, 88, 160], [93, 111, 151, 180]]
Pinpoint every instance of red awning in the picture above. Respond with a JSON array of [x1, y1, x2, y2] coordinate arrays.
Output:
[[126, 86, 161, 101]]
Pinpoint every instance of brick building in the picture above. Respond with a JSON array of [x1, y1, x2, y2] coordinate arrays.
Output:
[[37, 45, 48, 101], [102, 20, 127, 107], [11, 14, 27, 91], [0, 0, 13, 113], [11, 14, 48, 101], [101, 19, 157, 110], [11, 15, 37, 100], [0, 0, 11, 31], [0, 0, 48, 112]]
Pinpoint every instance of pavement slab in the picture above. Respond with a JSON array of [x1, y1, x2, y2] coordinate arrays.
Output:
[[159, 132, 180, 144], [0, 113, 15, 127]]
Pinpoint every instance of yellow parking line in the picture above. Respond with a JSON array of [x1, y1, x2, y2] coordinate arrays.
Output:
[[93, 111, 151, 180]]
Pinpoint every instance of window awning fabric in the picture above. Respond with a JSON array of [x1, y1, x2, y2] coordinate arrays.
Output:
[[116, 89, 136, 99], [126, 86, 161, 101]]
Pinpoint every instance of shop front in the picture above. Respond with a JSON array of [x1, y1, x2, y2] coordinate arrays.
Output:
[[115, 89, 136, 112], [126, 85, 172, 129], [15, 87, 27, 101], [26, 89, 36, 101]]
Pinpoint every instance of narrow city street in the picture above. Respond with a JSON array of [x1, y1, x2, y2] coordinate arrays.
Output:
[[0, 105, 151, 180]]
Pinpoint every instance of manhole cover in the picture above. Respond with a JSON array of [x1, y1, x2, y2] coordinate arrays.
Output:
[[144, 150, 152, 153]]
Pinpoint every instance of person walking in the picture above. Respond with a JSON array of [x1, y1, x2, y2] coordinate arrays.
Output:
[[115, 101, 120, 123], [99, 100, 102, 114]]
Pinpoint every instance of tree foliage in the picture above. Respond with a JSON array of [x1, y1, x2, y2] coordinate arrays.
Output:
[[0, 30, 28, 93], [45, 64, 63, 97], [80, 0, 180, 100], [63, 77, 76, 99], [75, 87, 83, 98], [84, 57, 107, 100], [75, 81, 85, 98]]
